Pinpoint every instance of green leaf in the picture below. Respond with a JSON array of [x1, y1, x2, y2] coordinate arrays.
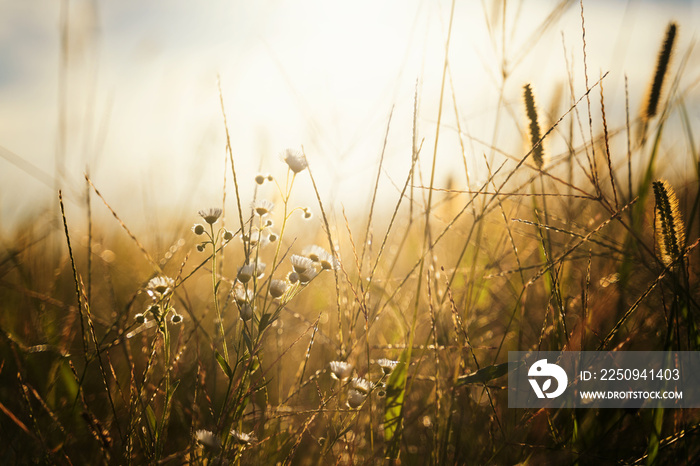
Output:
[[258, 313, 271, 332], [242, 330, 253, 356], [647, 407, 664, 466], [384, 349, 409, 459], [145, 404, 157, 436], [168, 379, 181, 399], [456, 362, 510, 386], [215, 351, 233, 378]]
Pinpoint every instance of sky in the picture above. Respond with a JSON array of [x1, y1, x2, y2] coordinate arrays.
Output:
[[0, 0, 698, 231]]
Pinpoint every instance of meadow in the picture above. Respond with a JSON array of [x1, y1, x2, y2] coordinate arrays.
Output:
[[1, 2, 700, 465]]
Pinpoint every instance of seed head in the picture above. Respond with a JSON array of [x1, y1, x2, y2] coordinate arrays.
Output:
[[653, 180, 686, 267], [523, 83, 544, 168], [170, 313, 183, 324], [135, 313, 147, 324], [646, 22, 677, 119], [254, 173, 266, 185], [192, 224, 205, 235]]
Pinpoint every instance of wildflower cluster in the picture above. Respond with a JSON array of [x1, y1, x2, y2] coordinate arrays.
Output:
[[328, 358, 399, 410], [136, 275, 182, 327], [193, 207, 233, 253]]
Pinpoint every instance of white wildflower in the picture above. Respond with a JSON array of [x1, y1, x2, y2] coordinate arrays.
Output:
[[252, 199, 274, 217], [346, 389, 367, 409], [280, 148, 308, 174], [377, 358, 399, 375], [198, 207, 222, 225], [290, 254, 314, 274], [195, 429, 221, 451], [269, 279, 288, 298], [329, 361, 353, 381], [230, 429, 254, 446], [351, 377, 372, 395], [147, 276, 174, 299], [239, 303, 254, 321]]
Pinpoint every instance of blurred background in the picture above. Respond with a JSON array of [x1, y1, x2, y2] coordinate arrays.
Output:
[[0, 0, 698, 230]]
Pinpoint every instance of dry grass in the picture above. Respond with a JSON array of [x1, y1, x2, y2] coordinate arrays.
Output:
[[1, 4, 700, 466]]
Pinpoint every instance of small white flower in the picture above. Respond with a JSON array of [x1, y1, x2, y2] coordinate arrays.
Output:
[[241, 228, 270, 249], [239, 303, 254, 321], [298, 268, 318, 284], [329, 361, 353, 381], [351, 377, 372, 394], [280, 148, 308, 173], [147, 276, 175, 298], [303, 245, 339, 271], [377, 358, 399, 375], [269, 279, 288, 298], [234, 287, 254, 305], [195, 429, 221, 451], [346, 389, 367, 409], [290, 254, 314, 274], [237, 261, 266, 283], [230, 429, 254, 446], [302, 245, 327, 262], [252, 199, 274, 217], [288, 271, 300, 284], [198, 207, 222, 225]]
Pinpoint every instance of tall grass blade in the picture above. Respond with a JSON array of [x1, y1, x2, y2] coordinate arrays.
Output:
[[384, 349, 409, 460]]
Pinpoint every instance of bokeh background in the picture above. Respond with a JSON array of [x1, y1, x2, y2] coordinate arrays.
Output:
[[1, 0, 699, 227]]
